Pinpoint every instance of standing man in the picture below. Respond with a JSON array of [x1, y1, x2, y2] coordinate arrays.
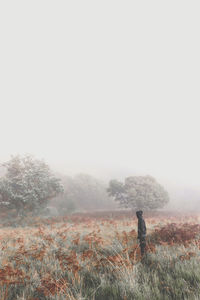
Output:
[[136, 210, 146, 256]]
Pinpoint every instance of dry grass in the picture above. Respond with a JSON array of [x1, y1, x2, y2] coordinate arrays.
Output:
[[0, 211, 200, 299]]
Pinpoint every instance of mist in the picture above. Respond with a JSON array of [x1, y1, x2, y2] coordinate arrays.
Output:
[[1, 1, 200, 212]]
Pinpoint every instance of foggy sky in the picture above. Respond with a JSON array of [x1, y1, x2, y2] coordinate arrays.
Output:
[[0, 1, 200, 188]]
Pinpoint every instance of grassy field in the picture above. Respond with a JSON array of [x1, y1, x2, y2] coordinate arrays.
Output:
[[0, 211, 200, 300]]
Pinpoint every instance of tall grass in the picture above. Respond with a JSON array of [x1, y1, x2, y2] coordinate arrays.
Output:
[[0, 213, 200, 299]]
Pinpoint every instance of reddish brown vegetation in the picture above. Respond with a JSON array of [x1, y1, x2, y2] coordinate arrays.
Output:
[[152, 223, 200, 246], [0, 211, 199, 298]]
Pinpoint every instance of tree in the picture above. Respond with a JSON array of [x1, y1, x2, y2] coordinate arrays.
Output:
[[0, 155, 63, 216], [72, 174, 111, 210], [107, 175, 169, 210], [51, 173, 116, 213]]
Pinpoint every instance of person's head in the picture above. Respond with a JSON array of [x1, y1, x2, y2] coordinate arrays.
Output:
[[136, 210, 143, 218]]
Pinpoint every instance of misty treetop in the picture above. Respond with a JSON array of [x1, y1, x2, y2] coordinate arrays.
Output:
[[51, 173, 115, 213], [0, 155, 64, 215], [107, 175, 169, 210]]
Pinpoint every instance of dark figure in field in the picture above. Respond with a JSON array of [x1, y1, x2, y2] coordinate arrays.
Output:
[[136, 210, 146, 256]]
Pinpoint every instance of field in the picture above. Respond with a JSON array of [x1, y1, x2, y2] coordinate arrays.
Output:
[[0, 211, 200, 300]]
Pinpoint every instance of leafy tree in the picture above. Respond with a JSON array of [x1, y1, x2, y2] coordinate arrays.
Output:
[[107, 175, 169, 210], [0, 155, 63, 216]]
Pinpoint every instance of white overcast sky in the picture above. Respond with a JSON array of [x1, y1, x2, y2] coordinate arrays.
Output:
[[0, 1, 200, 187]]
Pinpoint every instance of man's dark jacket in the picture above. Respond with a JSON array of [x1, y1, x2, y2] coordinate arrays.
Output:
[[136, 211, 146, 239]]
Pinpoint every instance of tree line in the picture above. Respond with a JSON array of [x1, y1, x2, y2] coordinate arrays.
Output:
[[0, 155, 169, 217]]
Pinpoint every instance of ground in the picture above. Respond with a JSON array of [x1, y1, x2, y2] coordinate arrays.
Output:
[[0, 210, 200, 300]]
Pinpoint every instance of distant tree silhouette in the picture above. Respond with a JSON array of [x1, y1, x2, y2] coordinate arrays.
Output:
[[107, 175, 169, 210]]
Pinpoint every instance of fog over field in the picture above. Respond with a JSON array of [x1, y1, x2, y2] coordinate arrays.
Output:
[[1, 4, 200, 299], [0, 1, 200, 211]]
